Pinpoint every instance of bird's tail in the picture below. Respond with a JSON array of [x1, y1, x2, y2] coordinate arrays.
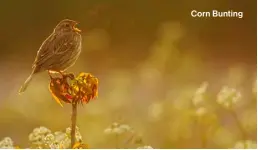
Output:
[[19, 71, 35, 94]]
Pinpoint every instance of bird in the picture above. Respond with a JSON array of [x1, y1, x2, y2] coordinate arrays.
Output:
[[19, 19, 82, 94]]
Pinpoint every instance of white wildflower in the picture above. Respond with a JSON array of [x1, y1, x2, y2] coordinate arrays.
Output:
[[195, 107, 207, 117], [192, 82, 209, 106], [44, 133, 55, 142], [104, 127, 113, 134], [44, 133, 56, 149], [196, 82, 209, 95], [111, 122, 119, 128], [104, 122, 133, 135], [232, 91, 241, 104], [119, 124, 132, 132], [233, 140, 257, 149], [137, 145, 153, 149], [65, 127, 82, 142], [217, 86, 241, 108], [28, 126, 83, 149], [113, 127, 123, 134], [38, 126, 51, 134], [58, 137, 70, 149], [148, 102, 163, 121], [54, 131, 66, 143], [29, 126, 52, 146], [0, 137, 14, 148]]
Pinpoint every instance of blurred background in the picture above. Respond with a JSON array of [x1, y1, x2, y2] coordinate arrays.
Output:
[[0, 0, 256, 148]]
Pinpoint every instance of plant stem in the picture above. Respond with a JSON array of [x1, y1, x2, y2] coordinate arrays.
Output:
[[228, 107, 247, 148], [71, 101, 78, 148], [198, 117, 207, 148], [123, 133, 135, 148], [115, 133, 118, 148], [232, 112, 246, 137]]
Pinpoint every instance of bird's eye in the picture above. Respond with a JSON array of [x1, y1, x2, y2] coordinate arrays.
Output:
[[65, 24, 70, 27]]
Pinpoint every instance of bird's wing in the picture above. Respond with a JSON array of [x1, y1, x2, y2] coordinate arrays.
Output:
[[52, 33, 79, 55], [33, 33, 80, 67], [32, 33, 56, 68]]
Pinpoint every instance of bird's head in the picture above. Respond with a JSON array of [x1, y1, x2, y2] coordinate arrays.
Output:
[[54, 19, 81, 33]]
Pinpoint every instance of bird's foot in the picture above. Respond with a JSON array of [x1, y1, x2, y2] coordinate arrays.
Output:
[[48, 71, 54, 79], [48, 70, 75, 82], [61, 72, 75, 80]]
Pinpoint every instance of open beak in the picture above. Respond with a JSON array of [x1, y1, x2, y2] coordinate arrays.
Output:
[[73, 22, 81, 32]]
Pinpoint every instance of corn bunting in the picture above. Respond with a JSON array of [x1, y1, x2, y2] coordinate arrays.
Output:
[[19, 19, 82, 93]]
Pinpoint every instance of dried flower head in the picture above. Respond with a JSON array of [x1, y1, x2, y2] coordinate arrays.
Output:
[[49, 72, 98, 107]]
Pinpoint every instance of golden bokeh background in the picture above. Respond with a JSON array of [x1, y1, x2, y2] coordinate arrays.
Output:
[[0, 0, 256, 148]]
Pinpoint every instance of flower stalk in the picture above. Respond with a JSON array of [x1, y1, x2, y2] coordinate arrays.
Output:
[[71, 101, 78, 148]]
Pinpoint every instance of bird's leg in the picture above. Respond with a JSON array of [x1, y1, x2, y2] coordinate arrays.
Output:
[[48, 71, 54, 79], [66, 72, 75, 80], [57, 71, 65, 78], [57, 71, 74, 86], [56, 71, 68, 85], [58, 71, 75, 80]]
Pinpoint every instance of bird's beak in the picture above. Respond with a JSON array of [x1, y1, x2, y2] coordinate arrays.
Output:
[[73, 22, 81, 33], [73, 27, 81, 33]]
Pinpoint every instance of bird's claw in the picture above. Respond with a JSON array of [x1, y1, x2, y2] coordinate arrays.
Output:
[[63, 72, 75, 80]]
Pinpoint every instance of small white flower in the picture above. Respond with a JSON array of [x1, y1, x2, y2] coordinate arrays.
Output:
[[148, 102, 163, 120], [192, 82, 209, 106], [38, 126, 51, 134], [192, 95, 203, 107], [217, 86, 230, 104], [104, 127, 112, 134], [113, 127, 123, 134], [232, 91, 241, 104], [0, 137, 14, 148], [234, 141, 245, 149], [245, 140, 257, 149], [195, 107, 207, 117], [65, 127, 82, 142], [111, 122, 119, 128], [54, 131, 66, 143], [119, 124, 132, 132], [59, 137, 71, 149], [65, 127, 72, 135], [104, 123, 132, 135], [233, 140, 257, 149], [44, 133, 54, 142], [28, 126, 83, 149], [53, 132, 69, 149], [217, 86, 241, 108], [196, 82, 209, 95], [137, 145, 153, 149], [44, 133, 55, 148], [29, 126, 52, 146]]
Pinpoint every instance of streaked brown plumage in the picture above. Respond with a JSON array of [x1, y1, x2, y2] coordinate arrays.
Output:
[[19, 19, 82, 93]]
